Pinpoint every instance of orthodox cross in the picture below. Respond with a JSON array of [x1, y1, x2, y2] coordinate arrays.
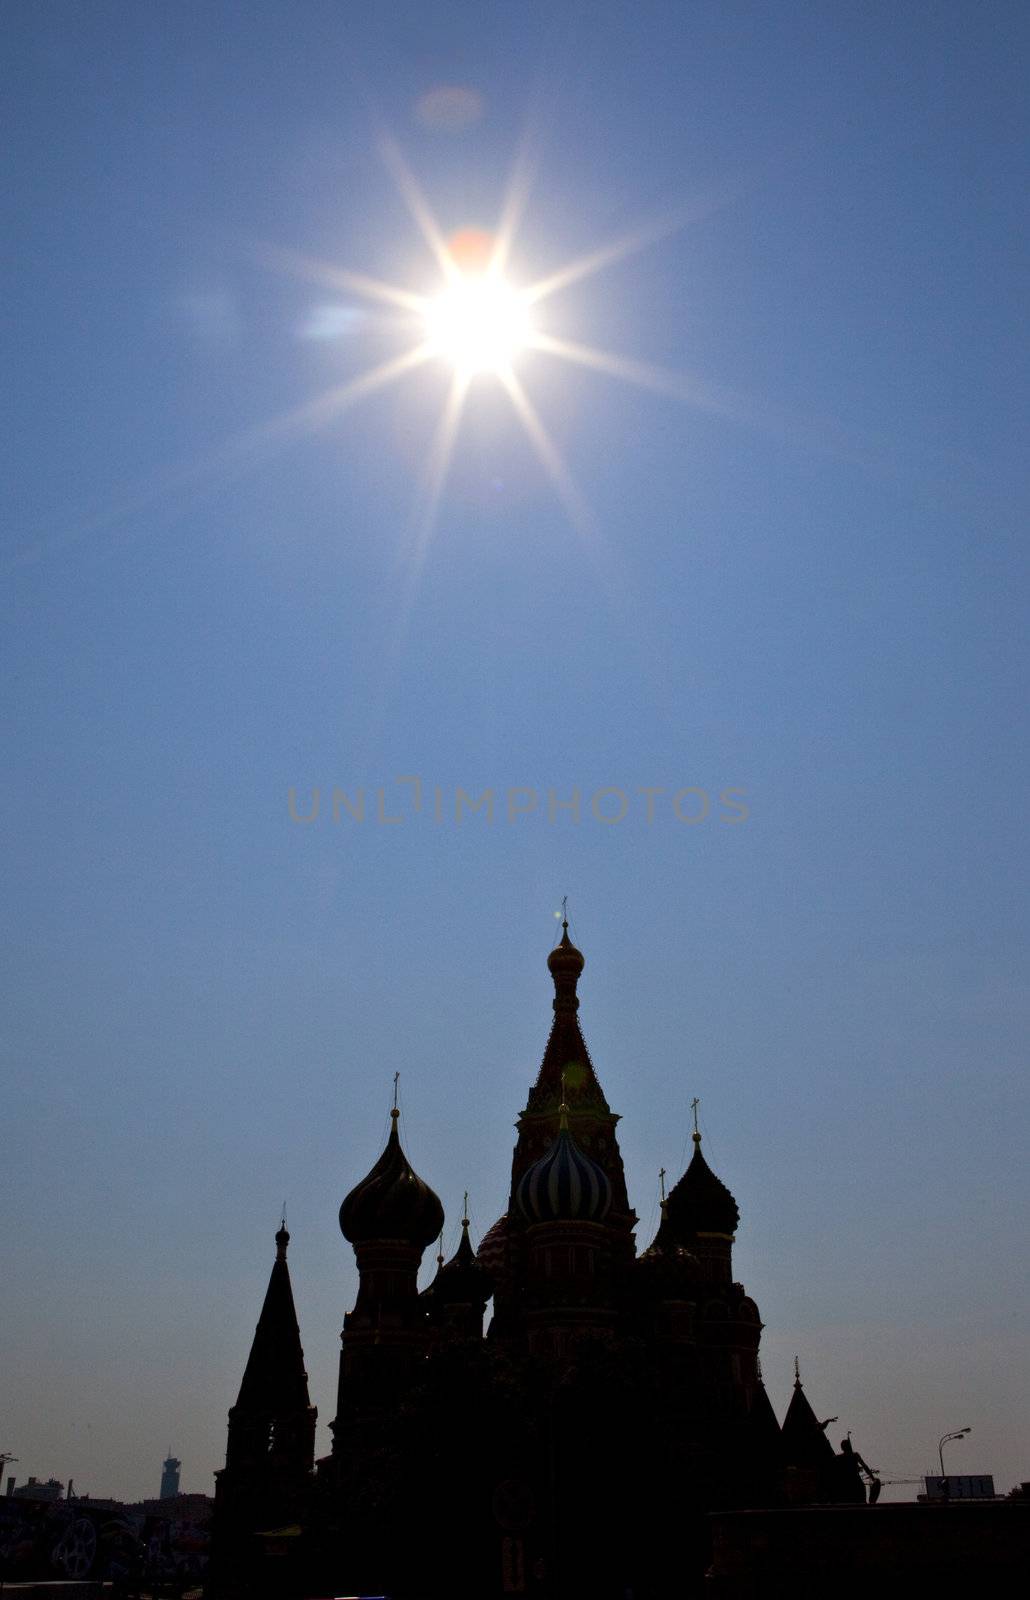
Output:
[[462, 1190, 469, 1225], [691, 1096, 700, 1135], [392, 1071, 400, 1111], [437, 1228, 444, 1267], [659, 1166, 667, 1203], [561, 893, 568, 923], [794, 1354, 801, 1384]]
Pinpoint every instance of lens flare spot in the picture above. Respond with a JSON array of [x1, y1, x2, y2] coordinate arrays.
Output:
[[447, 228, 496, 273]]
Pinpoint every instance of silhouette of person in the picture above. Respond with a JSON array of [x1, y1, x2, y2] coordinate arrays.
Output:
[[835, 1437, 866, 1503], [838, 1436, 880, 1505]]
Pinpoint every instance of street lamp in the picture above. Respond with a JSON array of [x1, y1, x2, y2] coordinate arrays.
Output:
[[938, 1427, 972, 1483]]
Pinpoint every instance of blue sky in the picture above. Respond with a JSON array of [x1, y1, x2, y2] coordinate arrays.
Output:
[[2, 1, 1028, 1501]]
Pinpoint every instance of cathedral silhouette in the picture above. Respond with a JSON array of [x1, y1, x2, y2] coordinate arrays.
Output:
[[210, 923, 838, 1598]]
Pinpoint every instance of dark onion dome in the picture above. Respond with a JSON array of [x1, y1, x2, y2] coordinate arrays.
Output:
[[547, 920, 585, 987], [665, 1132, 740, 1239], [434, 1218, 492, 1305], [340, 1108, 444, 1249], [514, 1107, 613, 1225]]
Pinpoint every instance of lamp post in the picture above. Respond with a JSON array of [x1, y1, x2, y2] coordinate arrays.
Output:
[[937, 1427, 971, 1486]]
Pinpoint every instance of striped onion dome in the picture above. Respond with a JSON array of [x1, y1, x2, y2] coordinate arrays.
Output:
[[340, 1109, 444, 1249], [514, 1117, 612, 1225], [476, 1214, 509, 1282]]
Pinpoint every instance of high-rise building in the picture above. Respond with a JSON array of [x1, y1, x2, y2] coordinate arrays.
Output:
[[159, 1455, 180, 1500]]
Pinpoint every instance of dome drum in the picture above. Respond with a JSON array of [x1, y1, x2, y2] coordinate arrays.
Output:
[[524, 1216, 612, 1275], [351, 1236, 424, 1272], [688, 1236, 734, 1285]]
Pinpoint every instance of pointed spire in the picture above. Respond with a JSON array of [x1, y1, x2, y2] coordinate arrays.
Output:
[[235, 1224, 312, 1415], [512, 922, 633, 1228], [781, 1363, 836, 1469], [527, 921, 610, 1118]]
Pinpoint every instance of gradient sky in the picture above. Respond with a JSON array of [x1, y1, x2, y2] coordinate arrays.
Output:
[[3, 0, 1028, 1504]]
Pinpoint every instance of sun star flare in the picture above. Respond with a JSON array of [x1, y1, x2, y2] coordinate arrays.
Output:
[[258, 135, 712, 566]]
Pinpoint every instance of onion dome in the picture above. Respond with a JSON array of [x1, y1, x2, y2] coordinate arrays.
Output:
[[434, 1216, 492, 1306], [665, 1130, 739, 1239], [476, 1214, 509, 1282], [514, 1100, 612, 1224], [637, 1198, 700, 1295], [340, 1108, 444, 1249], [547, 918, 585, 1007]]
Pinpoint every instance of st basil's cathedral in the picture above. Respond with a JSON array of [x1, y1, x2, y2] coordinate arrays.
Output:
[[209, 923, 839, 1598]]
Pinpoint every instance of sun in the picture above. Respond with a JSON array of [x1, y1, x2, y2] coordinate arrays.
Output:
[[423, 273, 532, 377], [258, 136, 711, 547]]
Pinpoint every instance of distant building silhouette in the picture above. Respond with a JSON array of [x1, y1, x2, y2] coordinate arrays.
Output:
[[10, 1477, 64, 1502], [158, 1455, 180, 1500]]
